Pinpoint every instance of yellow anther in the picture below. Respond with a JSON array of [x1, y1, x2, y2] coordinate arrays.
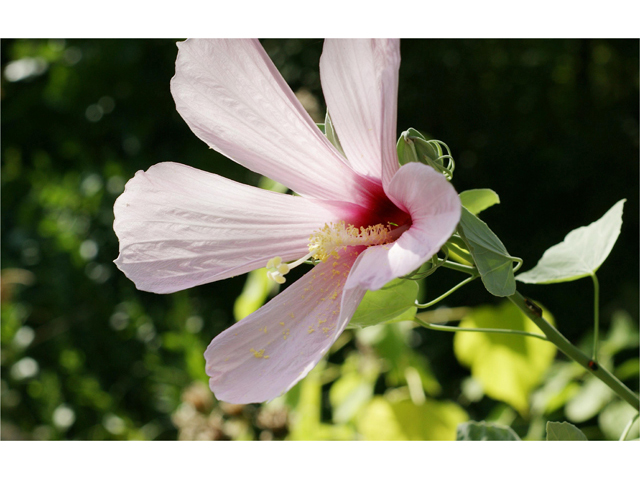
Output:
[[308, 221, 392, 263]]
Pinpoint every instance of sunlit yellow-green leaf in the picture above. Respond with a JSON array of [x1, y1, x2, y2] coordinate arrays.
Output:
[[356, 393, 468, 440], [453, 301, 556, 415], [459, 189, 500, 215]]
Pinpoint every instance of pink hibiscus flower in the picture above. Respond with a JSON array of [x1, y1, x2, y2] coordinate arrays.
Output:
[[114, 39, 461, 404]]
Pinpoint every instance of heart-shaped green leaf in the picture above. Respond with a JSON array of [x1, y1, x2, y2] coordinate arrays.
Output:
[[516, 200, 625, 284]]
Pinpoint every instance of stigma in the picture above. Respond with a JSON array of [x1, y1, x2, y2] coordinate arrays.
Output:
[[266, 221, 393, 284]]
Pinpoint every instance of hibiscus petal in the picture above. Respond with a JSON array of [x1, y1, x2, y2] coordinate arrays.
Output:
[[114, 162, 345, 294], [171, 38, 377, 205], [204, 250, 365, 404], [320, 39, 401, 187], [347, 163, 461, 291]]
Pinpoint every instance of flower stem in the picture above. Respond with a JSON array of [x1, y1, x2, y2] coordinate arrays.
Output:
[[509, 290, 639, 411], [440, 260, 478, 276], [414, 317, 548, 341], [415, 275, 478, 309], [591, 273, 600, 363]]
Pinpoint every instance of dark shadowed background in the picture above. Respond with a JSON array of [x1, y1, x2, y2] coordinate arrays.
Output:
[[2, 39, 638, 440]]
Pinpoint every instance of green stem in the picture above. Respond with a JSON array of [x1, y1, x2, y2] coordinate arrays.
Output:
[[415, 275, 478, 309], [591, 273, 600, 363], [414, 317, 548, 341], [440, 260, 478, 276], [509, 290, 639, 411], [619, 412, 639, 441]]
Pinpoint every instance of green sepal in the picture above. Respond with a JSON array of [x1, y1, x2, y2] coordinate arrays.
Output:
[[397, 129, 441, 165], [397, 128, 432, 166]]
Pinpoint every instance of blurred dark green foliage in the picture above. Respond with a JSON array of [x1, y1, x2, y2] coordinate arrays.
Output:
[[1, 39, 637, 440]]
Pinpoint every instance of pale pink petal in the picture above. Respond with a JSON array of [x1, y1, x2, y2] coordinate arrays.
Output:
[[346, 163, 461, 291], [113, 162, 350, 294], [320, 39, 401, 187], [204, 250, 366, 403], [171, 39, 379, 205]]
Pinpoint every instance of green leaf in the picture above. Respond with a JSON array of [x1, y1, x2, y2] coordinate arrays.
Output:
[[456, 421, 521, 441], [324, 112, 346, 157], [459, 189, 500, 215], [357, 323, 442, 396], [546, 421, 588, 441], [348, 278, 418, 328], [329, 354, 378, 423], [565, 375, 614, 423], [457, 207, 517, 297], [530, 362, 583, 415], [287, 360, 356, 440], [599, 400, 639, 440], [316, 123, 325, 134], [516, 199, 626, 284], [356, 394, 468, 440], [453, 301, 557, 415], [257, 175, 288, 194]]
